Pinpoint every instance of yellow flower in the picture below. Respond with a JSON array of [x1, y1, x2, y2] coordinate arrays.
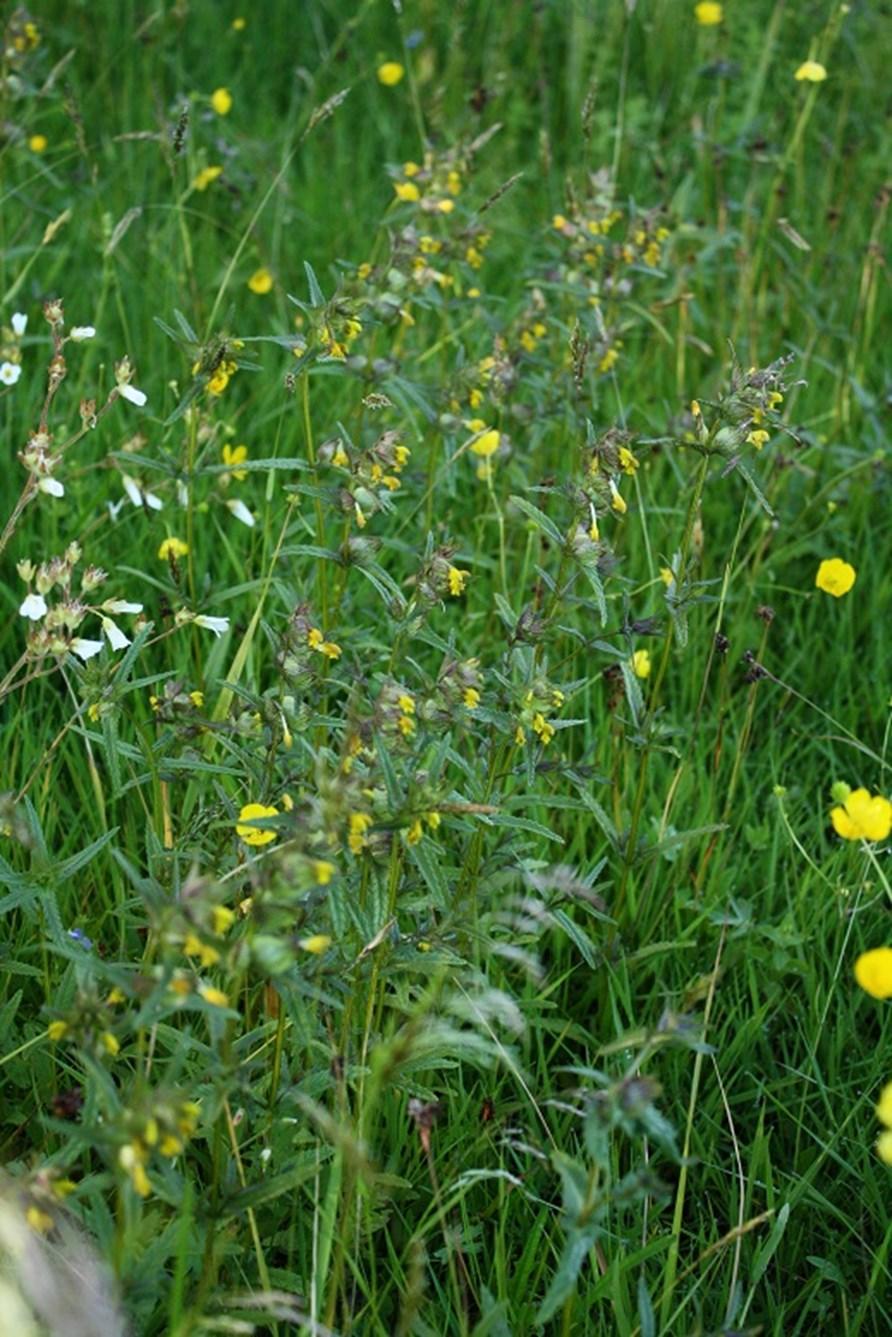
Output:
[[406, 818, 424, 845], [232, 16, 246, 29], [248, 267, 274, 294], [199, 984, 230, 1008], [299, 934, 332, 954], [377, 61, 405, 86], [464, 687, 480, 710], [618, 446, 638, 475], [436, 198, 455, 214], [119, 1144, 151, 1197], [747, 429, 770, 450], [831, 789, 892, 842], [184, 933, 220, 968], [26, 1205, 54, 1233], [394, 181, 420, 202], [312, 860, 335, 885], [403, 160, 420, 177], [101, 1031, 120, 1057], [877, 1082, 892, 1128], [631, 649, 651, 679], [211, 87, 233, 115], [222, 443, 248, 480], [236, 802, 279, 846], [815, 557, 856, 598], [691, 400, 701, 417], [659, 567, 674, 586], [193, 165, 223, 191], [447, 566, 469, 596], [470, 428, 500, 458], [211, 905, 236, 934], [348, 811, 373, 853], [28, 133, 48, 153], [189, 690, 204, 707], [207, 368, 230, 395], [532, 713, 556, 745], [47, 1020, 68, 1042], [160, 1134, 183, 1157], [855, 948, 892, 1000], [694, 2, 723, 23], [609, 479, 627, 515], [552, 214, 568, 230], [878, 1130, 892, 1165], [795, 60, 828, 82], [158, 536, 189, 561]]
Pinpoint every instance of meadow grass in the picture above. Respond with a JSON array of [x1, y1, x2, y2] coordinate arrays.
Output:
[[1, 1, 891, 1333]]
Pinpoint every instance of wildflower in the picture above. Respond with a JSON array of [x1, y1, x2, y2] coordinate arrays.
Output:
[[184, 934, 220, 968], [226, 497, 255, 527], [26, 1205, 54, 1233], [101, 618, 131, 651], [193, 165, 223, 191], [248, 267, 274, 294], [190, 690, 204, 707], [470, 427, 500, 458], [0, 362, 22, 385], [747, 429, 770, 450], [38, 477, 64, 498], [207, 368, 230, 394], [12, 313, 27, 336], [854, 948, 892, 1000], [71, 638, 105, 661], [122, 475, 163, 510], [795, 60, 828, 82], [694, 2, 723, 23], [210, 87, 233, 115], [29, 133, 48, 153], [19, 592, 47, 620], [312, 860, 335, 885], [815, 557, 855, 598], [194, 614, 230, 637], [100, 1031, 120, 1057], [119, 1144, 151, 1197], [631, 649, 651, 679], [299, 934, 332, 954], [103, 599, 143, 615], [609, 478, 627, 515], [348, 811, 373, 853], [618, 445, 639, 475], [874, 1081, 892, 1164], [395, 181, 420, 202], [406, 818, 424, 845], [552, 214, 568, 230], [199, 984, 230, 1008], [532, 713, 556, 746], [830, 788, 892, 842], [47, 1020, 68, 1042], [69, 326, 96, 340], [435, 198, 454, 214], [236, 802, 279, 846], [232, 16, 246, 29], [158, 536, 189, 560], [463, 687, 480, 710], [222, 443, 249, 480], [377, 61, 405, 86], [447, 566, 469, 596], [116, 381, 147, 407]]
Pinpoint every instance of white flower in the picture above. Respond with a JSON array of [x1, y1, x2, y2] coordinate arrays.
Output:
[[118, 384, 147, 407], [226, 498, 255, 528], [194, 615, 230, 637], [19, 593, 47, 621], [38, 477, 65, 497], [107, 498, 124, 521], [71, 638, 104, 661], [70, 325, 96, 341], [0, 361, 22, 386], [177, 480, 189, 508], [11, 313, 27, 336], [101, 618, 131, 651], [102, 600, 143, 615], [121, 475, 143, 506], [144, 489, 163, 511]]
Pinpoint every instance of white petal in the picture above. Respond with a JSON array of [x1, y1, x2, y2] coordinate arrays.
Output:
[[70, 325, 96, 340], [102, 618, 131, 651], [194, 615, 230, 637], [103, 600, 143, 615], [226, 498, 255, 528], [119, 384, 147, 407], [11, 313, 27, 336], [19, 593, 47, 621], [0, 361, 22, 386], [38, 477, 65, 497], [121, 475, 143, 506], [107, 498, 124, 521], [176, 480, 189, 508], [144, 490, 163, 511], [71, 638, 104, 661]]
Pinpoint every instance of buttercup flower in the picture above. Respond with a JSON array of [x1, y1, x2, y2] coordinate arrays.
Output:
[[815, 558, 855, 598], [210, 87, 233, 115], [875, 1081, 892, 1165], [248, 268, 273, 294], [795, 61, 828, 82], [377, 62, 405, 86], [236, 802, 279, 846], [158, 536, 189, 560], [830, 788, 892, 843], [28, 133, 47, 153], [694, 2, 723, 22], [631, 649, 651, 679], [854, 948, 892, 1000], [222, 443, 249, 480]]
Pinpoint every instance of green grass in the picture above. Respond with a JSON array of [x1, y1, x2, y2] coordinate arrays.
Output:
[[1, 1, 891, 1333]]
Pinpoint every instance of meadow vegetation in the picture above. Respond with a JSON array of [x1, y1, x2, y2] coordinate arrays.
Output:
[[1, 1, 891, 1333]]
